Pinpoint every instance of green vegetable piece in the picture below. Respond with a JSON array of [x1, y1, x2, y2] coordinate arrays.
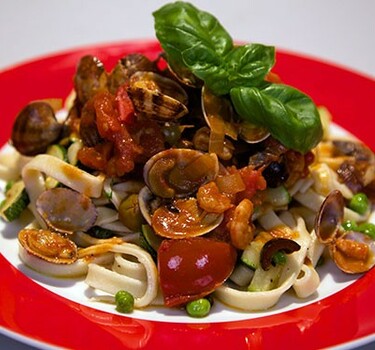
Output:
[[0, 180, 30, 222], [47, 144, 67, 161], [186, 298, 211, 318], [357, 223, 375, 239], [5, 180, 15, 193], [115, 290, 135, 313], [230, 84, 323, 154], [271, 251, 287, 266], [141, 224, 163, 252], [349, 193, 369, 215], [342, 220, 358, 231]]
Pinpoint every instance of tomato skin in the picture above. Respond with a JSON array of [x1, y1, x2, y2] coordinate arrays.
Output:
[[158, 237, 237, 307], [115, 84, 135, 124]]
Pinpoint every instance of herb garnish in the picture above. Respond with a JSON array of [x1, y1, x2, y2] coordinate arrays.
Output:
[[153, 1, 323, 153]]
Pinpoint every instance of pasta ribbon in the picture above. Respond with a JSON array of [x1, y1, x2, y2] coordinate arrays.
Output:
[[293, 263, 320, 298], [215, 215, 311, 311], [85, 243, 158, 308]]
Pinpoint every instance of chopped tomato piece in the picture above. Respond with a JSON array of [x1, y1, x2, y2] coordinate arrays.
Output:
[[78, 91, 142, 177], [115, 84, 135, 124]]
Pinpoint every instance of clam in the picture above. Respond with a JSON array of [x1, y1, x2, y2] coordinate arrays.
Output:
[[143, 148, 219, 198], [18, 228, 78, 264], [315, 190, 375, 273], [152, 198, 223, 238], [138, 187, 223, 239], [315, 190, 345, 244], [36, 188, 98, 234], [127, 71, 188, 120], [329, 231, 375, 274], [166, 59, 203, 88], [108, 53, 157, 93], [79, 98, 102, 147], [334, 140, 375, 193], [74, 55, 107, 105], [201, 86, 270, 144], [11, 102, 63, 156]]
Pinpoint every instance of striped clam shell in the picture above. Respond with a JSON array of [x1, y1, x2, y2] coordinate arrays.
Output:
[[128, 71, 188, 120]]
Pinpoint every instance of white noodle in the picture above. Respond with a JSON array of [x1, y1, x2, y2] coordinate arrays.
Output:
[[85, 243, 158, 308]]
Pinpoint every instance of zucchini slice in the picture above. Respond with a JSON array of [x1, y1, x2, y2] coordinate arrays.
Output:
[[0, 180, 30, 222]]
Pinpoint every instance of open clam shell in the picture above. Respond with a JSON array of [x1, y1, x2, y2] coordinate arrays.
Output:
[[138, 186, 223, 239], [314, 190, 345, 244], [18, 228, 78, 264], [143, 148, 219, 199], [329, 231, 375, 274]]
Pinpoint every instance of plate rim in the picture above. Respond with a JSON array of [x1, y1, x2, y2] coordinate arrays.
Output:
[[1, 39, 375, 350]]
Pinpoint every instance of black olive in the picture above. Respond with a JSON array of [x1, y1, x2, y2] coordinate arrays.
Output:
[[262, 161, 289, 188], [260, 238, 301, 271]]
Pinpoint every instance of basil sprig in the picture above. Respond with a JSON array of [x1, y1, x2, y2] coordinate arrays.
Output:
[[153, 1, 323, 153]]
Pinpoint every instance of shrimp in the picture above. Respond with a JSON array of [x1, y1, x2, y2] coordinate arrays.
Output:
[[227, 198, 255, 250]]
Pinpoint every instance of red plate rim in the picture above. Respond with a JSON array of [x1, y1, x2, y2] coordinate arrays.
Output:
[[1, 40, 375, 350]]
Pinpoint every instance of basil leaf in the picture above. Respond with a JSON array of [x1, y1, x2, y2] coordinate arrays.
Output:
[[153, 1, 233, 69], [182, 43, 275, 95], [225, 44, 275, 87], [230, 84, 323, 153], [181, 44, 230, 95]]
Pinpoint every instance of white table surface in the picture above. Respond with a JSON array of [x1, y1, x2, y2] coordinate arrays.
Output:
[[0, 0, 374, 349]]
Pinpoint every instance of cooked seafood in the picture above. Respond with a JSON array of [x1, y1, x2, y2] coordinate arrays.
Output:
[[1, 1, 375, 319]]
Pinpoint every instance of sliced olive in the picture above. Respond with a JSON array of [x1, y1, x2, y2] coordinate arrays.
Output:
[[260, 238, 300, 271]]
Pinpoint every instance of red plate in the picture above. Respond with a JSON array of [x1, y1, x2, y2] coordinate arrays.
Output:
[[1, 40, 375, 350]]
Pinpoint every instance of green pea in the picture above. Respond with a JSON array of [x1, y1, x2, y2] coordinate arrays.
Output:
[[271, 251, 287, 266], [115, 290, 134, 313], [342, 220, 358, 231], [357, 223, 375, 239], [349, 193, 370, 215], [186, 298, 211, 318]]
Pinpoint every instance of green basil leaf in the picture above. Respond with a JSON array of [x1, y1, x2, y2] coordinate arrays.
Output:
[[153, 1, 233, 69], [182, 43, 275, 95], [225, 44, 275, 87], [181, 43, 230, 95], [230, 84, 323, 153]]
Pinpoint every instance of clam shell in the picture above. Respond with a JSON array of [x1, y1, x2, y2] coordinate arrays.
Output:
[[128, 71, 188, 120], [18, 228, 78, 264], [36, 188, 98, 234], [11, 102, 63, 156], [143, 148, 219, 198]]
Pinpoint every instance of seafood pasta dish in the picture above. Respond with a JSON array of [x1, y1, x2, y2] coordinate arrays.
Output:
[[1, 2, 375, 318]]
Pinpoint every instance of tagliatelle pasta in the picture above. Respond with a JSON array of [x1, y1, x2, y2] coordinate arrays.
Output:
[[1, 1, 375, 318]]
